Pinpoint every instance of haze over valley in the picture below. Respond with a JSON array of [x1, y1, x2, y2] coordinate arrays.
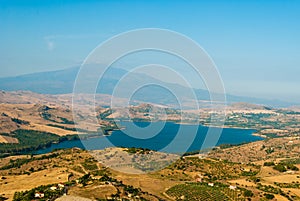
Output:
[[1, 1, 300, 201]]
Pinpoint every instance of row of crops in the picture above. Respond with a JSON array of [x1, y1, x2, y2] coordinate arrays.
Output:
[[166, 183, 245, 201]]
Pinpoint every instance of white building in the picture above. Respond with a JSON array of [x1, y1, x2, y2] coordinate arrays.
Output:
[[229, 185, 237, 190], [208, 183, 214, 187], [35, 192, 45, 198], [58, 183, 65, 189], [50, 186, 57, 191]]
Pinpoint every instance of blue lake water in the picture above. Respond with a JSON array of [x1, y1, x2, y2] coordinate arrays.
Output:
[[34, 121, 263, 154]]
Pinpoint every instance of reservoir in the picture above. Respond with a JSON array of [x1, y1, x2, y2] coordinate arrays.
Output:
[[35, 121, 263, 154]]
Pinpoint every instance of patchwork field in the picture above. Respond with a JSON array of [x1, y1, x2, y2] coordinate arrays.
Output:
[[0, 146, 299, 201]]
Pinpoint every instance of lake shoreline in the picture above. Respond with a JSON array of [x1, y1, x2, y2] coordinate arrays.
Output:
[[0, 121, 264, 158], [30, 121, 263, 156], [115, 120, 257, 130]]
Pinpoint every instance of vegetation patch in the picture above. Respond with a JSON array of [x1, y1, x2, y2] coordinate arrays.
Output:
[[166, 182, 243, 201], [124, 147, 151, 154], [81, 159, 98, 171], [274, 182, 300, 188], [0, 130, 77, 156], [273, 162, 299, 172], [0, 153, 59, 170], [11, 118, 29, 125], [256, 183, 295, 200], [13, 183, 66, 201], [168, 157, 260, 181]]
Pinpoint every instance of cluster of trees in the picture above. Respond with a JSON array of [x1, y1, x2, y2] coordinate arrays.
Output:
[[273, 163, 299, 172], [256, 184, 283, 194], [46, 124, 77, 131], [78, 173, 92, 186], [263, 161, 275, 166], [40, 108, 74, 124], [243, 189, 254, 197], [78, 173, 144, 199], [166, 182, 237, 201], [81, 159, 98, 171], [11, 117, 29, 125], [125, 147, 151, 154], [0, 130, 60, 154], [275, 182, 300, 189], [263, 161, 299, 172], [13, 184, 65, 201], [0, 196, 8, 201], [264, 193, 275, 200], [0, 153, 59, 170], [256, 183, 296, 200], [0, 129, 78, 157]]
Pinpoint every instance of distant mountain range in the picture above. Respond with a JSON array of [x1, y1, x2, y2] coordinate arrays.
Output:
[[0, 67, 294, 107]]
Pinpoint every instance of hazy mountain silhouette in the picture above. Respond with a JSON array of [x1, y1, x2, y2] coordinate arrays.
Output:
[[0, 66, 293, 107]]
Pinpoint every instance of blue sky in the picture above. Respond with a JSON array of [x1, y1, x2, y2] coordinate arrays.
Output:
[[0, 0, 300, 102]]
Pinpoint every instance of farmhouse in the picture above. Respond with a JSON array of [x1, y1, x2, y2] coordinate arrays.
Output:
[[50, 186, 57, 191], [208, 183, 214, 187], [229, 185, 237, 190], [58, 183, 65, 189], [34, 192, 45, 198]]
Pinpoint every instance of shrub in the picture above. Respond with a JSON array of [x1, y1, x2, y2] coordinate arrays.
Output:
[[286, 164, 299, 171], [264, 162, 275, 166], [264, 193, 275, 199], [273, 164, 287, 172], [244, 190, 254, 197]]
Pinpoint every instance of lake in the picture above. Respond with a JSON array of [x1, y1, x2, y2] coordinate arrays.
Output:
[[34, 121, 263, 154]]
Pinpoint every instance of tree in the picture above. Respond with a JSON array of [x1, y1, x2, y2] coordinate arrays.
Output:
[[264, 193, 275, 200], [0, 195, 8, 201], [273, 164, 287, 172], [244, 190, 254, 197], [263, 162, 275, 166]]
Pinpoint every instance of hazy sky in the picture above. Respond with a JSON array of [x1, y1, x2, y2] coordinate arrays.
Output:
[[0, 0, 300, 102]]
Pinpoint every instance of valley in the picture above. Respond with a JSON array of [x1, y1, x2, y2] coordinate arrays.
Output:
[[0, 91, 300, 200]]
